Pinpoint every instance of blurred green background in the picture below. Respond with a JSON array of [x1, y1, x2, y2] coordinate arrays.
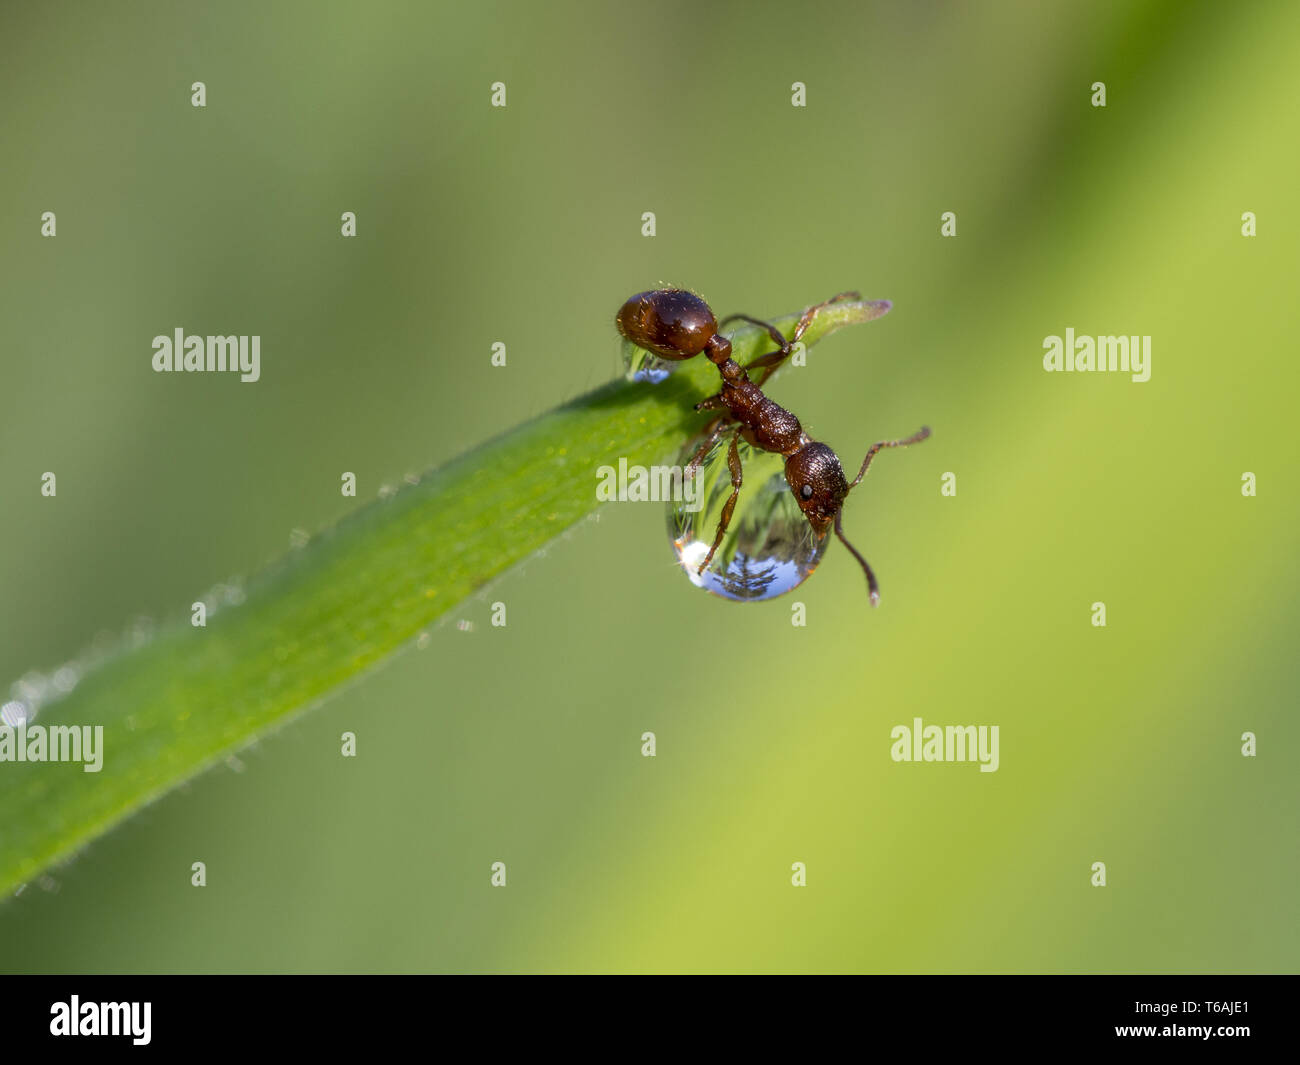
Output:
[[1, 0, 1296, 972]]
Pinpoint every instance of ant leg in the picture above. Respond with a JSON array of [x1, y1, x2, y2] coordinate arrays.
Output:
[[693, 392, 729, 413], [698, 430, 744, 574], [684, 416, 731, 479], [848, 426, 932, 489], [745, 346, 792, 373], [719, 313, 789, 354], [789, 291, 863, 345], [725, 293, 873, 387], [729, 293, 866, 387], [748, 348, 795, 389], [719, 313, 797, 386]]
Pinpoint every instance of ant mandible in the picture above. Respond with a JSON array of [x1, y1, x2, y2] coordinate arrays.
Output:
[[616, 288, 930, 606]]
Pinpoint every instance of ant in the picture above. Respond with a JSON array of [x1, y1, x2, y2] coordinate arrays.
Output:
[[616, 288, 930, 605]]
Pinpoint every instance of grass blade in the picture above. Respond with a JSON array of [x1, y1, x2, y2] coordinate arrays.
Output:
[[0, 297, 889, 895]]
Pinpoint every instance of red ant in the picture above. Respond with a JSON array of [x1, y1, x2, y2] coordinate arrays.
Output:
[[616, 288, 929, 605]]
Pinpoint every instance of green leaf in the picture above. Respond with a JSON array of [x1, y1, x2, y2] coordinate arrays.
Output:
[[0, 297, 890, 896]]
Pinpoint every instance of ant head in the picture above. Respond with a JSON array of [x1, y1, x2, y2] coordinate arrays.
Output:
[[616, 289, 717, 361], [787, 442, 880, 604], [784, 443, 849, 533]]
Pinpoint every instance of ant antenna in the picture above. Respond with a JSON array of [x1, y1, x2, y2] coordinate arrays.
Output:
[[834, 509, 880, 607], [848, 426, 932, 490]]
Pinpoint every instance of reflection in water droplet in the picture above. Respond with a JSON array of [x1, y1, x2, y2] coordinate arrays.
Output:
[[2, 700, 31, 727], [621, 338, 677, 383], [667, 434, 828, 601]]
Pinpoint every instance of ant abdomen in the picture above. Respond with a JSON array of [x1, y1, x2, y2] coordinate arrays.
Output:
[[616, 289, 717, 361]]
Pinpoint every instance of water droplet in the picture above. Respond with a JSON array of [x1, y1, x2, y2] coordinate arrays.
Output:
[[667, 434, 828, 601], [621, 338, 677, 383], [52, 667, 78, 693], [14, 671, 50, 705]]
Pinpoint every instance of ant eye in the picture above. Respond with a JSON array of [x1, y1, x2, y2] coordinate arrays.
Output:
[[800, 484, 813, 500]]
